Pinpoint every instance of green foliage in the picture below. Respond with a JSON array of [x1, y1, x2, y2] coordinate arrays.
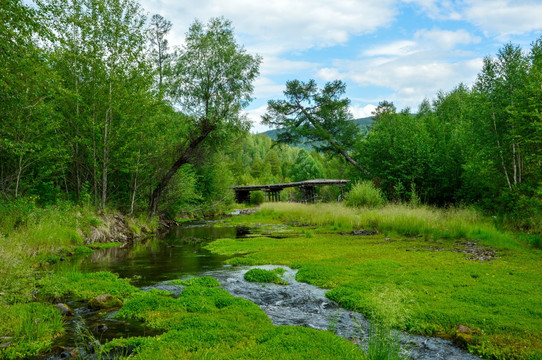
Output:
[[244, 268, 288, 285], [345, 181, 386, 208], [37, 270, 139, 302], [0, 302, 64, 359], [250, 191, 265, 205], [291, 149, 325, 182], [356, 40, 542, 233]]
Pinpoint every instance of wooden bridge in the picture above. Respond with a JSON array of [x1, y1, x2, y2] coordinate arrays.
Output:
[[233, 179, 349, 203]]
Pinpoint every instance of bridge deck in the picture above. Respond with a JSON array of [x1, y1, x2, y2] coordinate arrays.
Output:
[[233, 179, 349, 192]]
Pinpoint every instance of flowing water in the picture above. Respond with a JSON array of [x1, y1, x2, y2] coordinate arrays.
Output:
[[48, 219, 479, 359]]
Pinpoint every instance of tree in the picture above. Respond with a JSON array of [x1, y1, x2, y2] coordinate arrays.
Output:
[[149, 14, 172, 93], [149, 18, 260, 214], [473, 43, 529, 191], [0, 0, 62, 199], [263, 79, 369, 175], [39, 0, 156, 208], [371, 100, 396, 122], [291, 149, 324, 182]]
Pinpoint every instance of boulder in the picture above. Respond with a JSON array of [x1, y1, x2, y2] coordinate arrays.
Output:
[[453, 324, 476, 348], [55, 303, 74, 316], [88, 294, 122, 310]]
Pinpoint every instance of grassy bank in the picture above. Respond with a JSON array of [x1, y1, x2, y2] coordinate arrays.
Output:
[[0, 199, 158, 358], [207, 203, 542, 359], [257, 202, 522, 249]]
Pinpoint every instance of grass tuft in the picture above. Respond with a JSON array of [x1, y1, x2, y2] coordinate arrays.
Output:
[[345, 181, 387, 208], [244, 268, 288, 285]]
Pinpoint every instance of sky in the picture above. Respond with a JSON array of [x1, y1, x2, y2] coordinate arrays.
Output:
[[140, 0, 542, 133]]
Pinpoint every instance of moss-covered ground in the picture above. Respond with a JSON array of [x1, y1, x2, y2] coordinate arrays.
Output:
[[109, 276, 364, 359], [206, 203, 542, 360]]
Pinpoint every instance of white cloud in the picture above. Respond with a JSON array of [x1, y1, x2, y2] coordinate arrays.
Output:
[[415, 28, 481, 50], [363, 40, 418, 56], [463, 0, 542, 36], [244, 105, 271, 134], [252, 77, 286, 99], [322, 56, 482, 109], [141, 0, 397, 55], [337, 28, 484, 108], [403, 0, 542, 36], [260, 57, 319, 76], [316, 67, 344, 82], [401, 0, 461, 20], [350, 104, 376, 118]]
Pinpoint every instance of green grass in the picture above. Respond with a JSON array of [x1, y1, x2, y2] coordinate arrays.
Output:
[[0, 302, 64, 359], [366, 324, 409, 360], [168, 276, 221, 287], [244, 268, 288, 285], [37, 270, 139, 302], [0, 198, 158, 305], [205, 203, 542, 359], [257, 202, 520, 249]]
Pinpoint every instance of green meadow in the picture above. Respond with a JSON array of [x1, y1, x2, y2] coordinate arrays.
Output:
[[207, 203, 542, 360]]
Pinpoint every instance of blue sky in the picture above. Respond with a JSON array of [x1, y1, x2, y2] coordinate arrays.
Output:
[[140, 0, 542, 132]]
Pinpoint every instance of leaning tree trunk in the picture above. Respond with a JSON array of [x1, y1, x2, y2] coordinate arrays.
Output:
[[149, 121, 215, 215]]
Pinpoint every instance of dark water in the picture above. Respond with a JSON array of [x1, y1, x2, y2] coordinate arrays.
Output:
[[68, 221, 247, 287]]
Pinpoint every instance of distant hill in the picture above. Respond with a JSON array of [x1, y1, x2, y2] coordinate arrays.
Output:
[[259, 116, 373, 150]]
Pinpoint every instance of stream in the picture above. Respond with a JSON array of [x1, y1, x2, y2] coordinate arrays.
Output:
[[48, 219, 480, 359]]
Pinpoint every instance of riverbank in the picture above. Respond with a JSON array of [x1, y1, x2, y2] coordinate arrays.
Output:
[[206, 203, 542, 359], [1, 202, 540, 359], [0, 200, 159, 358]]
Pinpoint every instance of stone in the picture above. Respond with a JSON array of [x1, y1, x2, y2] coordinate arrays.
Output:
[[55, 303, 74, 316], [453, 324, 476, 348], [93, 324, 108, 333], [88, 294, 123, 310]]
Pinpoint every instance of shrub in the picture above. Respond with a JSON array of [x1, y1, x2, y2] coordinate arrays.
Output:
[[250, 191, 265, 205], [345, 181, 386, 208]]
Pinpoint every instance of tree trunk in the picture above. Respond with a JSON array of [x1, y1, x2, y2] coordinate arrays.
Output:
[[130, 148, 141, 215], [149, 121, 215, 215], [491, 107, 512, 190], [15, 154, 23, 199]]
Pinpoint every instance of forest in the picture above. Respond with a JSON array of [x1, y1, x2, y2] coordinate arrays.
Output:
[[2, 0, 541, 231], [1, 0, 542, 359]]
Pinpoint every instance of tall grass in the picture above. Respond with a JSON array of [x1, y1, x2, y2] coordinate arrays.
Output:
[[366, 325, 408, 360], [345, 181, 386, 208], [0, 199, 157, 303], [261, 202, 519, 249]]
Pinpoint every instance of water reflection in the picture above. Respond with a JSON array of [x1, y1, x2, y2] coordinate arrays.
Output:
[[71, 220, 242, 287]]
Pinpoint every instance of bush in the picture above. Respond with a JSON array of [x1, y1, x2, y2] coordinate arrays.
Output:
[[250, 191, 265, 205], [345, 181, 386, 208]]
